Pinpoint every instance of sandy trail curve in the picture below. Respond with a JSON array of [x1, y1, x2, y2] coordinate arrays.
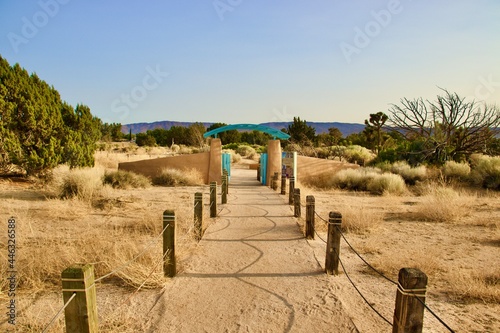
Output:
[[145, 168, 358, 332]]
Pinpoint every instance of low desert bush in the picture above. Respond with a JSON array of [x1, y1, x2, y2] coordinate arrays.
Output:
[[442, 160, 471, 181], [390, 161, 427, 185], [367, 173, 407, 195], [414, 186, 474, 222], [343, 145, 376, 165], [469, 155, 500, 190], [331, 168, 406, 195], [236, 145, 256, 158], [52, 166, 105, 202], [103, 170, 151, 189], [152, 168, 203, 186]]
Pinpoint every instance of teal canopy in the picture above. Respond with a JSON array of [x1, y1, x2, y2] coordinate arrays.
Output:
[[203, 124, 290, 140]]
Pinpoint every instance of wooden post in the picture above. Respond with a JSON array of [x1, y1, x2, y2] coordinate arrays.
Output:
[[393, 268, 428, 333], [194, 192, 203, 241], [288, 176, 295, 205], [61, 264, 98, 333], [293, 188, 301, 218], [272, 172, 278, 190], [305, 195, 315, 239], [163, 210, 176, 277], [257, 165, 260, 181], [325, 211, 342, 275], [221, 174, 227, 204], [210, 181, 217, 218], [280, 174, 286, 195]]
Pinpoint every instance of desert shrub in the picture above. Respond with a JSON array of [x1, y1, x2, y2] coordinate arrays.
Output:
[[103, 170, 151, 189], [170, 144, 180, 153], [152, 168, 203, 186], [332, 168, 380, 191], [222, 143, 239, 150], [343, 145, 376, 165], [55, 166, 105, 202], [367, 173, 407, 195], [469, 155, 500, 190], [442, 160, 471, 181], [414, 186, 474, 222], [232, 152, 242, 163], [236, 145, 256, 158], [178, 145, 193, 155], [390, 161, 427, 185]]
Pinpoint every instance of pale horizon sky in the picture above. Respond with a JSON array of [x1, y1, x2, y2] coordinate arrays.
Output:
[[1, 1, 499, 126]]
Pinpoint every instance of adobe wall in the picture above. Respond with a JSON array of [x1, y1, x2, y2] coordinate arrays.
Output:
[[297, 156, 359, 182], [118, 152, 211, 183], [266, 140, 282, 186]]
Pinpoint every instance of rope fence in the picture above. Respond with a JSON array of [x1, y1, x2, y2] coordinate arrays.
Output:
[[311, 207, 455, 333]]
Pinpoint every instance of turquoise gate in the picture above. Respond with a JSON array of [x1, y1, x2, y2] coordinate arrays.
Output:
[[260, 153, 267, 185], [222, 153, 231, 179]]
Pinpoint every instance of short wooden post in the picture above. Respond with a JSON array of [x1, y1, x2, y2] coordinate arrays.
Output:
[[293, 188, 301, 218], [392, 268, 428, 333], [272, 172, 278, 190], [325, 211, 342, 275], [61, 264, 98, 333], [221, 174, 227, 204], [280, 174, 286, 195], [194, 192, 203, 241], [305, 195, 315, 239], [288, 176, 295, 205], [163, 210, 176, 277], [210, 181, 217, 218], [257, 165, 260, 181]]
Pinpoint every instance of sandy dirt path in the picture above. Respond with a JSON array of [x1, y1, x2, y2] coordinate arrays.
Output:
[[145, 168, 358, 332]]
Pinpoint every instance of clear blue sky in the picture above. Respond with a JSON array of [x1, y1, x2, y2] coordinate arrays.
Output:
[[1, 1, 499, 126]]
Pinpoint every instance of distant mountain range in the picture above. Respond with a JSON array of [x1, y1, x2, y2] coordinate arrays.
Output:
[[121, 121, 365, 136]]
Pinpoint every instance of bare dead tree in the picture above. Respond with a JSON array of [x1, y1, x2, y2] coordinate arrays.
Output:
[[388, 89, 500, 162]]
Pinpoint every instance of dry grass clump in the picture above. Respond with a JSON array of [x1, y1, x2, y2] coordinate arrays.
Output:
[[152, 168, 203, 186], [103, 170, 151, 189], [331, 168, 407, 195], [390, 161, 428, 185], [447, 268, 499, 303], [469, 154, 500, 190], [442, 160, 471, 181], [340, 206, 384, 234], [343, 145, 376, 165], [414, 185, 474, 222], [50, 165, 105, 202]]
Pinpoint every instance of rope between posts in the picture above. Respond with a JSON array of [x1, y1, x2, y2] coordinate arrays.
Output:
[[334, 248, 393, 327], [42, 292, 77, 333], [414, 293, 455, 332], [94, 223, 170, 283], [335, 225, 397, 286]]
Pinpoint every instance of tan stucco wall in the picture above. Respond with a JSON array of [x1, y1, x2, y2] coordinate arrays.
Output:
[[208, 138, 222, 184], [266, 140, 282, 186], [118, 152, 211, 183], [297, 156, 359, 183]]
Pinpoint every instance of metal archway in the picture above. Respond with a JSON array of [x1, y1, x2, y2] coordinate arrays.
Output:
[[203, 124, 290, 140]]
